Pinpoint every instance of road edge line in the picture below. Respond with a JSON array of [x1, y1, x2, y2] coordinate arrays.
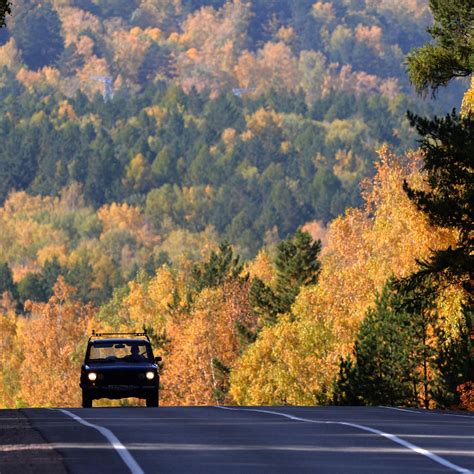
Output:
[[56, 409, 144, 474], [380, 406, 474, 419], [215, 406, 472, 474]]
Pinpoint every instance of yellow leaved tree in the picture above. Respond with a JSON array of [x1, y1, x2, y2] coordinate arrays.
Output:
[[230, 313, 335, 405], [0, 294, 23, 407], [176, 1, 250, 95], [163, 279, 256, 405], [303, 147, 456, 358], [18, 278, 94, 407], [123, 265, 176, 335], [230, 147, 459, 405]]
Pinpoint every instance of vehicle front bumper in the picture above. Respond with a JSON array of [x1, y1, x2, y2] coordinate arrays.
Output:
[[81, 384, 158, 400]]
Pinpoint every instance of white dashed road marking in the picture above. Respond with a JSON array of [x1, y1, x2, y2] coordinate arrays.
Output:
[[216, 406, 472, 474], [57, 409, 144, 474], [381, 406, 474, 420]]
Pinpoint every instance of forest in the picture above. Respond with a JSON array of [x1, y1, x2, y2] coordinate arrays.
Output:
[[0, 0, 472, 409]]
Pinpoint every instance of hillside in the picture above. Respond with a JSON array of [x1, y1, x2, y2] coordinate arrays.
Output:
[[0, 2, 466, 271], [0, 0, 472, 410]]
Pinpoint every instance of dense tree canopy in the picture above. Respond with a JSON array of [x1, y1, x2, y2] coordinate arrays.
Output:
[[13, 3, 64, 70], [0, 0, 472, 410], [0, 0, 464, 258]]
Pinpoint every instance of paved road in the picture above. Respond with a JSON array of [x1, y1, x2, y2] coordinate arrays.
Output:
[[22, 406, 473, 474]]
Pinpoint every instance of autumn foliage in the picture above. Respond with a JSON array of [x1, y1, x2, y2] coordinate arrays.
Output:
[[0, 144, 471, 408], [1, 279, 94, 407], [164, 280, 256, 405], [0, 0, 472, 410]]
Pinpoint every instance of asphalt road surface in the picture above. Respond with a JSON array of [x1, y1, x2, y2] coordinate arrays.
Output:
[[20, 406, 474, 473]]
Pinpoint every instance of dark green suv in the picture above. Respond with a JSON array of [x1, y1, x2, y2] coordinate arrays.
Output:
[[80, 331, 161, 408]]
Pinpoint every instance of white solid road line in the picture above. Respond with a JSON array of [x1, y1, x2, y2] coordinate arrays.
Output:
[[57, 409, 144, 474], [216, 406, 473, 474], [381, 406, 474, 420]]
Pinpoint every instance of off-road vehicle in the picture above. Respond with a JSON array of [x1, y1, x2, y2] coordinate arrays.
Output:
[[80, 330, 161, 408]]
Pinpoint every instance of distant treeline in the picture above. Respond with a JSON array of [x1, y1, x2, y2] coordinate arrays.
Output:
[[0, 80, 443, 257]]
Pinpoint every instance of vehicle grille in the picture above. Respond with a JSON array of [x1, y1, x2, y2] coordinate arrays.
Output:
[[100, 371, 143, 385]]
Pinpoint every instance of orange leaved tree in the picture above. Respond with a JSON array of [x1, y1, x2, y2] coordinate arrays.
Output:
[[19, 278, 94, 407], [0, 293, 23, 407], [163, 279, 256, 405], [230, 147, 459, 405]]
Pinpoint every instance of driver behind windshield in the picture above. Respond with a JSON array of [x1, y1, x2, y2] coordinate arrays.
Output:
[[124, 344, 145, 362], [88, 342, 150, 361]]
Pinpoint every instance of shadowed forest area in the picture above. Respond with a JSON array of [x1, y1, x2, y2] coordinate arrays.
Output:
[[0, 0, 472, 410]]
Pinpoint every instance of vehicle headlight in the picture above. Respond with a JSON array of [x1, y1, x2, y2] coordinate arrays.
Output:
[[88, 372, 97, 381], [146, 371, 155, 380]]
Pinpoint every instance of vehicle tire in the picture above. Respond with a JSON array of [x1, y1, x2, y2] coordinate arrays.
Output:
[[82, 391, 92, 408], [146, 393, 159, 407]]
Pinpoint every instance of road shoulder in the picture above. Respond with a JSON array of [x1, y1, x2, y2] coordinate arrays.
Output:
[[0, 409, 66, 474]]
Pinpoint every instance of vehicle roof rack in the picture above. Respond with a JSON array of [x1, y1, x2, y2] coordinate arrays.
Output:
[[89, 329, 150, 342]]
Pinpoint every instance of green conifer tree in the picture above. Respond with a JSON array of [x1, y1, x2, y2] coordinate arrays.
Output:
[[0, 0, 11, 28], [0, 262, 17, 300], [349, 280, 418, 406], [406, 0, 473, 95], [434, 316, 472, 407], [41, 257, 64, 300], [251, 229, 321, 325], [13, 3, 64, 71], [274, 229, 321, 312], [336, 279, 448, 408], [17, 272, 48, 305], [403, 111, 473, 290], [191, 242, 245, 293], [404, 0, 473, 404]]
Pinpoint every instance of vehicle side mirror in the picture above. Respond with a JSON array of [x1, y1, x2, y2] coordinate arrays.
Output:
[[155, 356, 162, 362]]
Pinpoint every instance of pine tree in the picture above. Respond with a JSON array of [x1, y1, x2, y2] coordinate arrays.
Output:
[[403, 111, 473, 291], [338, 279, 444, 408], [191, 242, 246, 293], [0, 262, 16, 299], [434, 316, 472, 407], [251, 229, 321, 325], [13, 3, 64, 71], [41, 257, 64, 300], [397, 280, 440, 409], [274, 229, 321, 313], [349, 280, 418, 406], [249, 277, 280, 325], [17, 272, 48, 305], [65, 257, 95, 303], [203, 93, 244, 144], [311, 167, 342, 222], [333, 358, 360, 406], [0, 0, 11, 28], [404, 0, 473, 400], [406, 0, 473, 95], [138, 43, 176, 85]]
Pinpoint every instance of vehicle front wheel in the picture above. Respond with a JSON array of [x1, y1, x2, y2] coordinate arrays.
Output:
[[82, 391, 92, 408], [146, 393, 159, 407]]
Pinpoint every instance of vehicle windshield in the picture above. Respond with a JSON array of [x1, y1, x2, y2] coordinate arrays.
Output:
[[88, 341, 152, 363]]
